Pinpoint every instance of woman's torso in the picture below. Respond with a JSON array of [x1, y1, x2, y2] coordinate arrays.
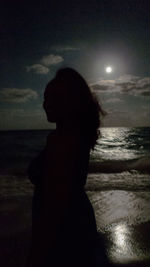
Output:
[[28, 130, 98, 245]]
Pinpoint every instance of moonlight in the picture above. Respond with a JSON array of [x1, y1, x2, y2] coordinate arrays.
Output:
[[106, 66, 112, 73]]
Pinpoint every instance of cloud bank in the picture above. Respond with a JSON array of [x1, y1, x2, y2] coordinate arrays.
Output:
[[91, 74, 150, 127], [91, 75, 150, 96], [0, 88, 38, 103], [26, 54, 64, 74]]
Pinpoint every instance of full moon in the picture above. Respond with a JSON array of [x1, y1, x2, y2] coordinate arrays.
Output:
[[106, 66, 112, 73]]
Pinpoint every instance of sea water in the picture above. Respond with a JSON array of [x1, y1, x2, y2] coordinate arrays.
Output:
[[0, 127, 150, 176], [0, 127, 150, 265]]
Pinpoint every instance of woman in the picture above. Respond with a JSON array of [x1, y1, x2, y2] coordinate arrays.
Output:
[[27, 68, 105, 267]]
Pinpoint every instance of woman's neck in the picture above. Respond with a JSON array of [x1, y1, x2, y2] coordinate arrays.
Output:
[[56, 120, 80, 133]]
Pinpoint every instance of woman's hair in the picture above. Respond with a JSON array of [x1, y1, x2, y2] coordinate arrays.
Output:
[[53, 68, 105, 149]]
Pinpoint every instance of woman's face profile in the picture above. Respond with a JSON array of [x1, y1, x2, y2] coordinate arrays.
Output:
[[43, 79, 68, 123], [43, 79, 57, 122]]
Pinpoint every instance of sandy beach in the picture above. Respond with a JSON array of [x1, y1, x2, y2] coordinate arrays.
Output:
[[0, 175, 150, 267]]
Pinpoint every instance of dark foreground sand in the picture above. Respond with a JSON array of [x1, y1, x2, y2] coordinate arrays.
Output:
[[0, 178, 150, 267]]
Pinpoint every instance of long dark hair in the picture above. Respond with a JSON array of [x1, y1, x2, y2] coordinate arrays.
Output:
[[53, 68, 104, 149]]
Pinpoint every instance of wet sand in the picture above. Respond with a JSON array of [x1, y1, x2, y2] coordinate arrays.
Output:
[[88, 189, 150, 266], [0, 177, 150, 266]]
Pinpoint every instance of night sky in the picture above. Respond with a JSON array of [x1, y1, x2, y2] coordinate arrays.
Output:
[[0, 0, 150, 129]]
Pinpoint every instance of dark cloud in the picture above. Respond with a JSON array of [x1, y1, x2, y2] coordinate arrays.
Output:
[[26, 64, 49, 75], [136, 78, 150, 89], [0, 88, 38, 103], [91, 84, 109, 92], [41, 54, 64, 66], [50, 46, 80, 52], [141, 91, 150, 96]]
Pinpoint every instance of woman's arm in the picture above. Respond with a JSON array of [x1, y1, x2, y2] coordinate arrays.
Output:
[[27, 150, 45, 185]]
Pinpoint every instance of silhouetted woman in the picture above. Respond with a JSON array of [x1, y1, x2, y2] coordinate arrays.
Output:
[[27, 68, 105, 267]]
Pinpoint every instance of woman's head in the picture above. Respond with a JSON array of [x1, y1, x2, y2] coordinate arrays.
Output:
[[43, 68, 104, 148]]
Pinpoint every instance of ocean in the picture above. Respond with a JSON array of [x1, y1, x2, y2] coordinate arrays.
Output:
[[0, 127, 150, 176], [0, 127, 150, 266]]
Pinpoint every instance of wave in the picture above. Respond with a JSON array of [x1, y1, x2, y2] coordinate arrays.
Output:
[[89, 157, 150, 174], [86, 172, 150, 191], [0, 156, 150, 177]]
